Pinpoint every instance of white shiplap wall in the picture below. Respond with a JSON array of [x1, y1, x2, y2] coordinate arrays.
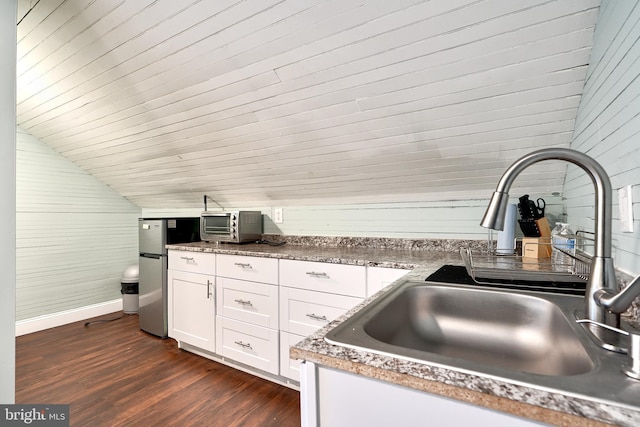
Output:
[[16, 127, 140, 321], [566, 0, 640, 276]]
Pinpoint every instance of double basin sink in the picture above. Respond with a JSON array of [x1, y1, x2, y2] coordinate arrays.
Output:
[[325, 276, 640, 407]]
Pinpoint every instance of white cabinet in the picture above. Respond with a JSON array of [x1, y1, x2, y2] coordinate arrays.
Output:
[[279, 260, 366, 381], [301, 362, 546, 427], [167, 267, 215, 352], [366, 266, 410, 296], [216, 255, 280, 375], [168, 249, 414, 388]]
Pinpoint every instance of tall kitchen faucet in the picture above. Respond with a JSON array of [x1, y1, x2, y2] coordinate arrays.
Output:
[[480, 148, 640, 350]]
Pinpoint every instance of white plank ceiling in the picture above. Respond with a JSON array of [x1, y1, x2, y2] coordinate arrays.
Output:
[[16, 0, 601, 208]]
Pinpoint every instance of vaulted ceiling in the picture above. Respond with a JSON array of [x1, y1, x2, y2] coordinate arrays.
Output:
[[16, 0, 600, 208]]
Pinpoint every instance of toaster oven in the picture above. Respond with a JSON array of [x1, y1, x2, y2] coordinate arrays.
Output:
[[200, 211, 262, 243]]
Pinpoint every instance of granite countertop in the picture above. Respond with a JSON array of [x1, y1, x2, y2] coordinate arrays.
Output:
[[167, 238, 640, 427]]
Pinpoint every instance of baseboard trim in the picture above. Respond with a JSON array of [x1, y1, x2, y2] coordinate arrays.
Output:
[[16, 299, 123, 336]]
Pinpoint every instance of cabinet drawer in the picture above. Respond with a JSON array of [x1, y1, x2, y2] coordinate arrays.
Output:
[[280, 331, 304, 382], [216, 254, 278, 284], [216, 316, 279, 375], [168, 251, 215, 275], [216, 277, 278, 329], [280, 287, 362, 336], [279, 259, 366, 297]]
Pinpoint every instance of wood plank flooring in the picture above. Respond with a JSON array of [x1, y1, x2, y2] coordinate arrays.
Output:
[[16, 312, 301, 427]]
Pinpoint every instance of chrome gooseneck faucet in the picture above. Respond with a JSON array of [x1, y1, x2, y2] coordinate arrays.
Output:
[[480, 148, 640, 335]]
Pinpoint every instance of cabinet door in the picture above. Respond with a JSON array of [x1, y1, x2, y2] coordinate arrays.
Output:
[[168, 270, 215, 352], [306, 364, 546, 427]]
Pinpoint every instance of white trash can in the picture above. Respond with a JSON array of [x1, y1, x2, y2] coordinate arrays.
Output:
[[121, 265, 139, 314]]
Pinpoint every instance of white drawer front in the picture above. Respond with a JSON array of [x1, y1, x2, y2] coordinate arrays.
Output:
[[279, 259, 366, 297], [217, 254, 278, 284], [216, 277, 278, 329], [280, 331, 304, 382], [280, 287, 362, 336], [216, 316, 279, 375], [168, 251, 215, 275]]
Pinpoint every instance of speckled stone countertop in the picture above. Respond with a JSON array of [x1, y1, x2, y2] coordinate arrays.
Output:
[[167, 236, 640, 427]]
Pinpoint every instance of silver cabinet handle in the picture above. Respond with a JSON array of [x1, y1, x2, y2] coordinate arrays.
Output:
[[206, 280, 212, 299], [234, 299, 253, 307], [234, 262, 252, 269], [180, 256, 194, 262], [234, 341, 253, 350], [306, 271, 328, 278], [306, 313, 328, 322]]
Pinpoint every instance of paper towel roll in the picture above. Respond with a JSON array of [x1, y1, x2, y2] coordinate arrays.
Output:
[[496, 204, 516, 255]]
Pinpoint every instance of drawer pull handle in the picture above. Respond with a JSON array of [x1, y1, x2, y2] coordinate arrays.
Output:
[[306, 313, 328, 322], [306, 271, 328, 278], [234, 299, 253, 307], [234, 262, 252, 269], [180, 256, 195, 262], [234, 341, 253, 350]]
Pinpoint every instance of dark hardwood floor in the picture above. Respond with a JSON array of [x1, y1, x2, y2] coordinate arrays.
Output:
[[16, 312, 301, 427]]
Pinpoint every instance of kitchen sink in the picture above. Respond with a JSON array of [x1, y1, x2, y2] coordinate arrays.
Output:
[[325, 280, 595, 377]]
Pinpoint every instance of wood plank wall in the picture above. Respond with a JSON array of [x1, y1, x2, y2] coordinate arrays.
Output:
[[15, 0, 599, 208], [16, 127, 140, 321], [566, 0, 640, 276]]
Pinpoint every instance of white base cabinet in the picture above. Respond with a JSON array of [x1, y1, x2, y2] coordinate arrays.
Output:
[[168, 250, 414, 389], [300, 362, 547, 427]]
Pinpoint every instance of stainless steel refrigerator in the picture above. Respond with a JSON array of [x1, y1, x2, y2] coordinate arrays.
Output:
[[138, 218, 200, 337]]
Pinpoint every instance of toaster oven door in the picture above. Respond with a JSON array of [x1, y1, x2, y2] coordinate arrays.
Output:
[[202, 214, 231, 237]]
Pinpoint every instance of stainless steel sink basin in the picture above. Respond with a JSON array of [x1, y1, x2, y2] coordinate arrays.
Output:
[[326, 280, 594, 376]]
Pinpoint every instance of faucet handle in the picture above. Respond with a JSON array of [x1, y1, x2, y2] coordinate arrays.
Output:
[[577, 319, 640, 380]]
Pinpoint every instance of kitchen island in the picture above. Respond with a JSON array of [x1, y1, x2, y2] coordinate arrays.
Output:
[[167, 237, 640, 427]]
